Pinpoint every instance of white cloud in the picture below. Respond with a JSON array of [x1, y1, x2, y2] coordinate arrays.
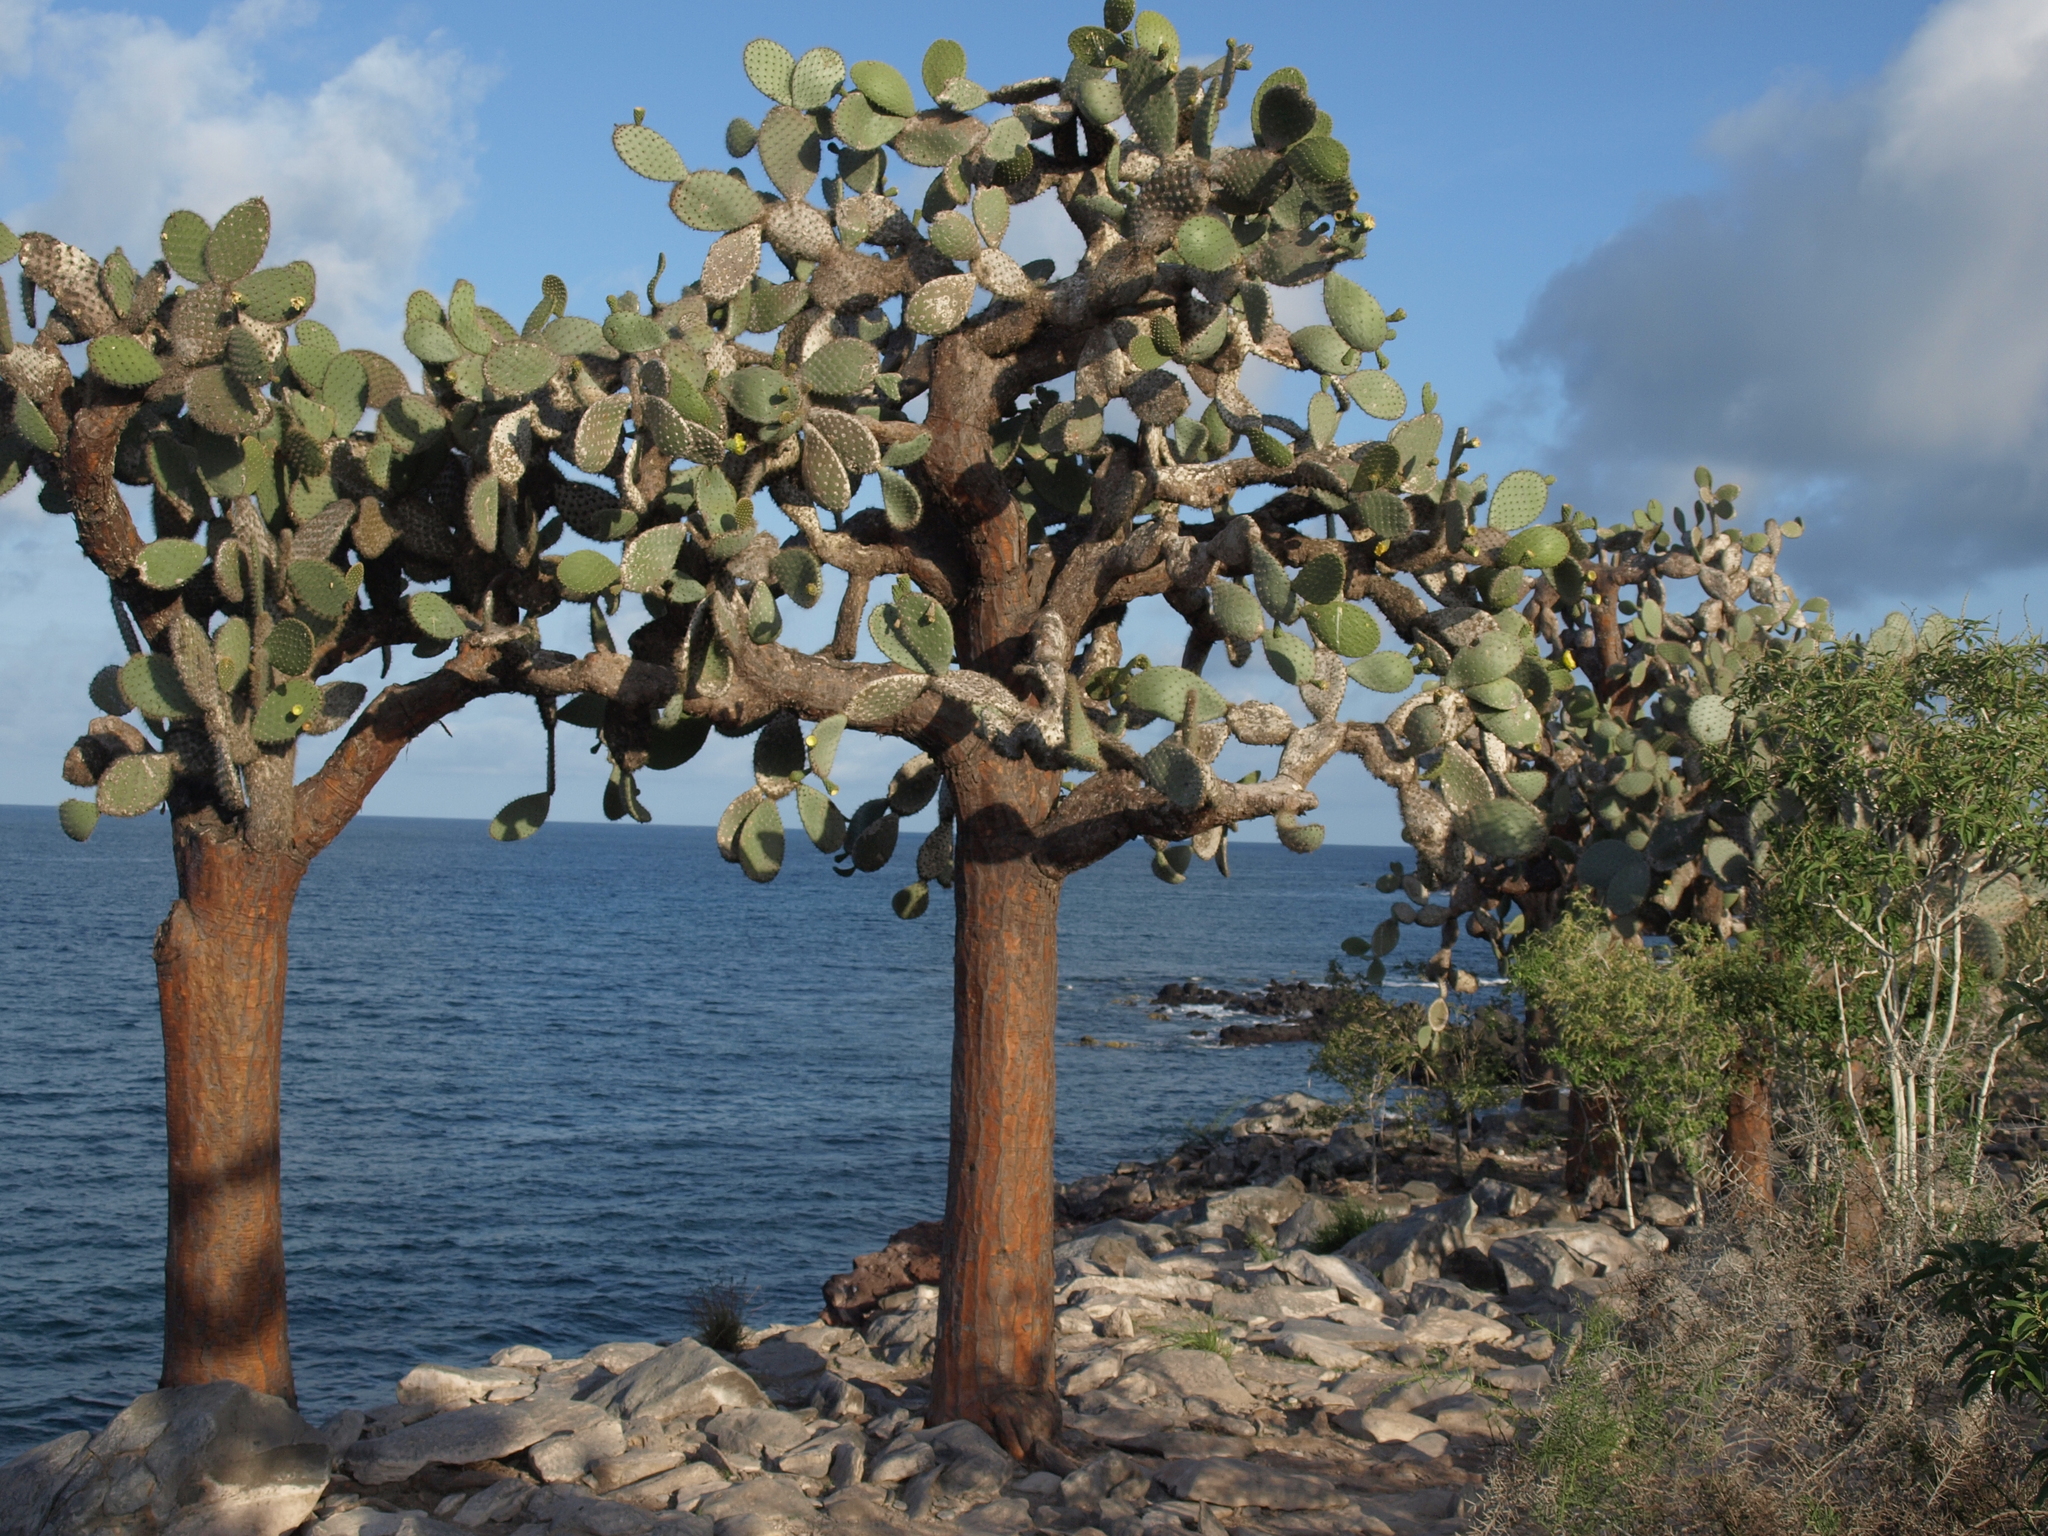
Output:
[[1501, 0, 2048, 611], [6, 0, 483, 344]]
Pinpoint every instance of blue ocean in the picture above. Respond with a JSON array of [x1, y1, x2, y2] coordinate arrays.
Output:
[[0, 803, 1441, 1459]]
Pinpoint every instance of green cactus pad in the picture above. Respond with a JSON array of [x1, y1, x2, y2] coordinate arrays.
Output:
[[1352, 487, 1410, 543], [251, 677, 323, 743], [1286, 135, 1349, 185], [928, 209, 981, 261], [1247, 427, 1294, 468], [876, 466, 923, 530], [1248, 538, 1298, 622], [1262, 631, 1315, 685], [1291, 551, 1346, 606], [1133, 8, 1178, 63], [488, 792, 551, 842], [483, 340, 557, 398], [722, 365, 799, 425], [212, 616, 251, 693], [1143, 738, 1205, 809], [803, 337, 881, 397], [556, 549, 621, 600], [1445, 631, 1522, 689], [1486, 468, 1549, 533], [889, 880, 929, 918], [1687, 692, 1735, 747], [621, 524, 685, 593], [96, 752, 172, 817], [639, 396, 722, 464], [832, 92, 905, 152], [202, 198, 270, 284], [573, 396, 630, 474], [1336, 370, 1401, 423], [234, 262, 316, 324], [87, 334, 161, 388], [801, 432, 852, 512], [404, 317, 462, 365], [1702, 835, 1749, 887], [737, 796, 785, 882], [971, 188, 1010, 247], [614, 123, 688, 181], [222, 327, 272, 391], [13, 391, 57, 452], [264, 617, 315, 676], [769, 546, 823, 607], [669, 171, 763, 232], [807, 408, 879, 476], [1210, 580, 1264, 642], [1465, 675, 1523, 712], [1476, 696, 1543, 749], [1389, 413, 1443, 487], [1150, 845, 1190, 884], [881, 432, 931, 468], [320, 352, 369, 424], [1323, 274, 1388, 351], [791, 782, 844, 852], [848, 59, 915, 119], [922, 39, 968, 100], [88, 665, 128, 716], [1173, 213, 1236, 272], [755, 105, 823, 201], [744, 37, 796, 103], [184, 367, 266, 436], [1304, 602, 1380, 658], [905, 273, 976, 336], [1500, 525, 1568, 569], [1275, 811, 1324, 854], [134, 539, 207, 590], [159, 210, 211, 282], [1456, 798, 1545, 859], [288, 558, 356, 618], [724, 117, 759, 159], [870, 581, 953, 674], [58, 798, 100, 842], [1124, 664, 1227, 724], [1348, 651, 1414, 692], [408, 591, 467, 640], [847, 673, 928, 725], [789, 46, 846, 110]]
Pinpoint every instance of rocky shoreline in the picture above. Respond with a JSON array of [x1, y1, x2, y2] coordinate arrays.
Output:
[[0, 1094, 1687, 1536]]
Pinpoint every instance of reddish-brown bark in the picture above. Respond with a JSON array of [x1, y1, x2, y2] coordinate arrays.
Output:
[[1724, 1072, 1775, 1207], [928, 746, 1064, 1457], [155, 819, 306, 1400]]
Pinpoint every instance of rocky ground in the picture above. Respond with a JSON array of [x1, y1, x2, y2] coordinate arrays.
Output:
[[0, 1089, 1711, 1536]]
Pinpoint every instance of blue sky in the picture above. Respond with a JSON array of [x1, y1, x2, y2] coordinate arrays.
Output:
[[3, 0, 2040, 844]]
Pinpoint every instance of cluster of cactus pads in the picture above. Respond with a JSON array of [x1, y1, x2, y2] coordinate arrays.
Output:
[[13, 1, 1894, 967]]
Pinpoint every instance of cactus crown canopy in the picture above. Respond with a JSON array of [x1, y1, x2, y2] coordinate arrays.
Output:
[[11, 3, 1848, 967]]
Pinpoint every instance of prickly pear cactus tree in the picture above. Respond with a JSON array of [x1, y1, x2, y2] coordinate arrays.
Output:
[[0, 202, 633, 1399], [524, 2, 1742, 1453]]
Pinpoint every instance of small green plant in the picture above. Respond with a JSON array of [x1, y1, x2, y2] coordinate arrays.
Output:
[[1309, 1196, 1384, 1254], [1155, 1323, 1234, 1357], [1246, 1234, 1279, 1263], [1908, 1200, 2048, 1501], [1311, 977, 1426, 1189], [687, 1275, 758, 1353]]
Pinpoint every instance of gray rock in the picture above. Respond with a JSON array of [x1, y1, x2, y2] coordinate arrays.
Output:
[[490, 1345, 554, 1368], [316, 1409, 366, 1463], [810, 1377, 864, 1422], [1330, 1407, 1434, 1444], [955, 1498, 1031, 1535], [609, 1460, 727, 1511], [775, 1428, 862, 1481], [1057, 1450, 1142, 1514], [449, 1476, 534, 1527], [1125, 1349, 1254, 1412], [530, 1415, 628, 1483], [1408, 1277, 1495, 1312], [526, 1482, 657, 1534], [1639, 1193, 1690, 1225], [1545, 1221, 1653, 1276], [1337, 1197, 1477, 1290], [1087, 1236, 1158, 1278], [397, 1364, 535, 1409], [0, 1430, 91, 1536], [737, 1339, 832, 1407], [707, 1406, 811, 1461], [1157, 1459, 1345, 1510], [587, 1342, 667, 1373], [345, 1398, 613, 1485], [1371, 1372, 1473, 1415], [862, 1308, 936, 1370], [1483, 1365, 1550, 1393], [696, 1473, 818, 1536], [651, 1515, 716, 1536], [1272, 1196, 1336, 1252], [589, 1340, 773, 1425], [1487, 1233, 1586, 1295], [1195, 1186, 1306, 1231], [865, 1436, 935, 1486], [15, 1382, 328, 1536], [1469, 1179, 1537, 1218], [925, 1420, 1013, 1500]]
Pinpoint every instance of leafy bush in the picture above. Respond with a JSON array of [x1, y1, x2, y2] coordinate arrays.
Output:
[[1310, 1197, 1385, 1254]]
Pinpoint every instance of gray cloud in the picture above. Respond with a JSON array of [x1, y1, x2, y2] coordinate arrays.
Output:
[[1502, 0, 2048, 612]]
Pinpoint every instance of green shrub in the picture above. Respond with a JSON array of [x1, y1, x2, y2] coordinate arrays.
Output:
[[1310, 1197, 1384, 1254]]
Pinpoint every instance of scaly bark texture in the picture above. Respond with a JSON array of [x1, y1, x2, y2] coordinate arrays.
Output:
[[155, 821, 306, 1400], [931, 754, 1065, 1456]]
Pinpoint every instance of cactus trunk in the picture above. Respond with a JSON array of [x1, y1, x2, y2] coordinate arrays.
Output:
[[155, 816, 304, 1401], [930, 752, 1064, 1458], [1724, 1071, 1774, 1207]]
